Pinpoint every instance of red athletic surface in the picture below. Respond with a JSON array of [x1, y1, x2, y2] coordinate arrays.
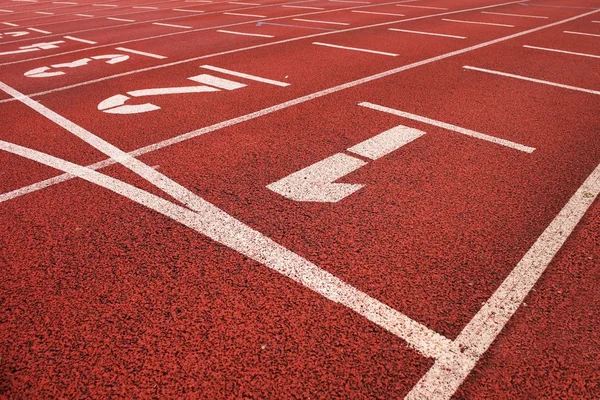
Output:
[[1, 0, 599, 398]]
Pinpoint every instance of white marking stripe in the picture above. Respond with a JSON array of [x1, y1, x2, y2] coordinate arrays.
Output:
[[64, 35, 97, 44], [217, 29, 273, 37], [173, 8, 205, 13], [389, 28, 465, 39], [224, 12, 266, 17], [2, 22, 19, 26], [523, 44, 600, 59], [75, 13, 94, 17], [107, 17, 135, 22], [115, 47, 166, 59], [153, 22, 192, 29], [0, 9, 14, 13], [93, 3, 118, 6], [281, 5, 324, 10], [0, 81, 451, 360], [330, 0, 370, 3], [201, 64, 290, 86], [463, 66, 600, 96], [54, 1, 77, 4], [133, 6, 158, 9], [228, 1, 259, 4], [3, 3, 594, 204], [359, 102, 534, 153], [35, 11, 54, 15], [352, 10, 405, 16], [481, 11, 548, 18], [188, 74, 246, 90], [407, 161, 600, 399], [564, 30, 600, 37], [28, 27, 51, 34], [313, 42, 398, 56], [396, 4, 447, 10], [293, 18, 349, 25], [347, 125, 425, 160], [442, 18, 514, 27]]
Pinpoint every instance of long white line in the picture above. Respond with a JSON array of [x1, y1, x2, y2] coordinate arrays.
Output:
[[75, 13, 94, 17], [1, 22, 19, 26], [201, 64, 290, 86], [0, 9, 15, 13], [0, 83, 452, 360], [64, 35, 97, 44], [153, 22, 192, 29], [229, 1, 259, 5], [313, 41, 398, 56], [282, 4, 323, 9], [442, 18, 514, 27], [481, 11, 547, 18], [388, 28, 465, 39], [172, 8, 204, 12], [217, 29, 273, 37], [224, 12, 266, 17], [406, 161, 600, 399], [34, 11, 54, 14], [330, 0, 370, 4], [93, 3, 118, 6], [523, 44, 600, 59], [115, 46, 167, 59], [293, 18, 349, 25], [352, 10, 405, 16], [358, 102, 534, 153], [396, 4, 447, 10], [107, 17, 136, 22], [28, 27, 51, 34], [132, 6, 159, 9], [463, 66, 600, 96], [2, 7, 597, 204], [564, 30, 600, 38]]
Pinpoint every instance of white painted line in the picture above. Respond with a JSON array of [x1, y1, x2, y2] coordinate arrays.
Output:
[[359, 102, 535, 153], [224, 12, 266, 17], [217, 29, 274, 37], [330, 0, 370, 3], [115, 46, 166, 59], [481, 11, 548, 18], [463, 66, 600, 96], [188, 73, 246, 90], [93, 3, 118, 7], [1, 22, 19, 27], [153, 22, 192, 29], [352, 10, 405, 17], [593, 20, 600, 23], [201, 64, 290, 86], [185, 0, 212, 2], [132, 6, 158, 9], [0, 9, 14, 13], [64, 35, 97, 44], [268, 153, 367, 202], [0, 81, 452, 360], [172, 8, 205, 13], [396, 4, 447, 10], [54, 1, 78, 4], [389, 28, 465, 39], [407, 161, 600, 400], [347, 124, 425, 160], [313, 41, 398, 56], [228, 1, 259, 5], [293, 18, 349, 25], [442, 18, 514, 27], [523, 44, 600, 59], [28, 27, 52, 34], [75, 13, 94, 17], [107, 17, 136, 22], [564, 30, 600, 38], [281, 5, 324, 10], [35, 11, 54, 15]]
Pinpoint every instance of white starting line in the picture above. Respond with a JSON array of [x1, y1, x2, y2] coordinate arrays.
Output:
[[442, 18, 515, 27], [75, 13, 94, 17], [153, 22, 192, 29], [28, 27, 52, 34], [481, 11, 548, 18], [312, 41, 398, 56], [523, 44, 600, 59], [217, 29, 273, 38], [224, 12, 267, 18], [389, 28, 465, 39], [64, 35, 97, 44], [564, 30, 600, 38], [116, 46, 167, 59], [281, 5, 324, 10], [1, 22, 19, 27], [293, 18, 350, 26], [200, 64, 290, 87], [107, 17, 136, 22], [173, 8, 205, 13]]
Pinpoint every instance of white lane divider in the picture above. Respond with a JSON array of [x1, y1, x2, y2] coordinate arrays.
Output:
[[35, 11, 54, 15], [107, 17, 136, 22], [116, 46, 166, 59], [93, 3, 118, 6], [1, 22, 19, 27], [28, 27, 52, 34], [133, 6, 158, 9], [389, 28, 466, 39], [224, 12, 266, 18], [481, 11, 548, 18], [360, 101, 535, 153], [228, 1, 260, 5], [312, 41, 398, 56], [293, 18, 350, 25], [352, 10, 405, 17], [173, 8, 205, 13], [442, 18, 514, 27], [267, 124, 424, 202], [75, 13, 94, 17], [153, 22, 192, 29], [200, 64, 290, 86], [281, 5, 324, 10], [396, 4, 447, 10], [330, 0, 371, 4], [0, 9, 15, 13], [564, 30, 600, 37], [64, 35, 97, 44], [217, 29, 274, 38], [523, 44, 600, 59]]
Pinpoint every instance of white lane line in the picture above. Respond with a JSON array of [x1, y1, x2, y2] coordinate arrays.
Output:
[[217, 29, 274, 37], [172, 8, 205, 13], [185, 0, 212, 2], [64, 35, 97, 44], [224, 12, 266, 17], [201, 64, 290, 86], [313, 41, 398, 56], [352, 10, 405, 16], [481, 11, 548, 18], [3, 7, 596, 204], [396, 4, 447, 10], [93, 3, 118, 6], [281, 5, 324, 10], [389, 28, 465, 39], [75, 13, 94, 17], [564, 30, 600, 37], [107, 17, 136, 22], [359, 102, 534, 153], [463, 65, 600, 96], [228, 1, 259, 5], [115, 46, 166, 59], [0, 81, 452, 360], [442, 18, 514, 27], [188, 74, 246, 90], [293, 18, 349, 25], [54, 1, 78, 4], [407, 161, 600, 400], [0, 9, 14, 13], [133, 6, 158, 9], [523, 44, 600, 59], [593, 20, 600, 23], [35, 11, 54, 15], [153, 22, 192, 29], [1, 22, 19, 26], [28, 27, 52, 34], [330, 0, 370, 3], [347, 124, 425, 160]]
